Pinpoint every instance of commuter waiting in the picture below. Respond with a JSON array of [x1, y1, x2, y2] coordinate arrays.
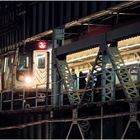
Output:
[[71, 68, 77, 89], [79, 71, 86, 89]]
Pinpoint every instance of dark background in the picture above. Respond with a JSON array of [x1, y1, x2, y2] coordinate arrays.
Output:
[[0, 1, 122, 51]]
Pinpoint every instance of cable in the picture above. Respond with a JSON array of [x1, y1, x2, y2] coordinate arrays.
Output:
[[0, 110, 140, 131]]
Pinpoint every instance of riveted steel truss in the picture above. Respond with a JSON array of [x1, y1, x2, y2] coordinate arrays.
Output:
[[57, 60, 80, 105], [55, 28, 93, 139], [80, 46, 115, 104], [107, 42, 139, 101]]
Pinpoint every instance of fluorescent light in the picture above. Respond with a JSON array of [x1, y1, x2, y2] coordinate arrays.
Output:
[[67, 53, 97, 63], [119, 43, 140, 50], [68, 43, 140, 64]]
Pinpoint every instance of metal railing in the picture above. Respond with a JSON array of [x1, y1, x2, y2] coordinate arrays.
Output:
[[0, 86, 47, 111], [0, 71, 139, 112]]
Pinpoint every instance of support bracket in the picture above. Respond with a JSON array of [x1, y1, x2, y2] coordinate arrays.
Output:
[[66, 108, 84, 139], [121, 102, 140, 139]]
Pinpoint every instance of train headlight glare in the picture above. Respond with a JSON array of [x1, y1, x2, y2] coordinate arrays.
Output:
[[25, 76, 32, 84]]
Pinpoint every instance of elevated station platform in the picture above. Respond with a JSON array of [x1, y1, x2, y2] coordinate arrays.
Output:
[[0, 1, 140, 139]]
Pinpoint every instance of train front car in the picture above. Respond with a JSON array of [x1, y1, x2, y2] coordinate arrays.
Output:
[[16, 41, 51, 90], [0, 41, 52, 110]]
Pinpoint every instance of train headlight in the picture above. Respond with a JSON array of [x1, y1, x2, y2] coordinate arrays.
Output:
[[24, 76, 32, 84]]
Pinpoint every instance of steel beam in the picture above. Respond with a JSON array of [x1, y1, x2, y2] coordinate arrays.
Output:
[[56, 20, 140, 56]]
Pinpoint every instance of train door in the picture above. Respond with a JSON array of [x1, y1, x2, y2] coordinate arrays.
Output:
[[0, 58, 3, 91], [33, 50, 49, 88], [2, 54, 14, 90]]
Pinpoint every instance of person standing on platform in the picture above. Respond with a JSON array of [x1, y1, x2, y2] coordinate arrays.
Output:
[[87, 69, 92, 81], [71, 69, 77, 89], [79, 71, 86, 89]]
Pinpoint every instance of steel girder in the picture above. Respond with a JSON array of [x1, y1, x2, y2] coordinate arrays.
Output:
[[56, 20, 140, 56]]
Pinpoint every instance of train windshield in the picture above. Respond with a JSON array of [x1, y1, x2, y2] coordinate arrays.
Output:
[[17, 54, 31, 82], [37, 54, 45, 69], [18, 55, 30, 70]]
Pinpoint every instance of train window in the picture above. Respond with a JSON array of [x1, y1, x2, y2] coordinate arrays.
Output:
[[4, 55, 14, 72], [3, 55, 14, 89], [17, 54, 31, 82], [18, 55, 29, 70], [37, 54, 45, 69], [4, 57, 8, 72], [0, 59, 2, 69]]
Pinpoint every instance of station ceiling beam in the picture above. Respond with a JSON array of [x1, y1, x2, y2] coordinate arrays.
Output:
[[56, 20, 140, 56]]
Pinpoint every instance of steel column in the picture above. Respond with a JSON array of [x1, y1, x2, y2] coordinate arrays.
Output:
[[102, 52, 115, 102], [44, 114, 49, 139], [0, 92, 2, 111], [32, 4, 37, 35], [44, 2, 49, 30], [11, 90, 13, 110], [38, 3, 43, 33], [23, 116, 28, 139], [56, 21, 140, 56], [137, 64, 140, 93], [29, 115, 34, 139], [52, 28, 64, 107], [36, 114, 42, 139], [116, 117, 123, 138], [101, 106, 103, 139], [50, 28, 65, 139]]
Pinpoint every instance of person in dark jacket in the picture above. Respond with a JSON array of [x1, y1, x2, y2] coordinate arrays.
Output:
[[79, 71, 86, 89], [71, 69, 77, 89]]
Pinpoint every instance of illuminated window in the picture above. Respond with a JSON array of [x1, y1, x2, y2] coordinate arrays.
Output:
[[37, 54, 45, 69], [18, 55, 29, 70], [4, 55, 14, 72]]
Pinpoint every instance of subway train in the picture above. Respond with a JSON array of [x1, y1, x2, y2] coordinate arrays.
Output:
[[0, 40, 139, 92], [0, 39, 139, 109], [0, 41, 51, 92], [0, 41, 52, 109]]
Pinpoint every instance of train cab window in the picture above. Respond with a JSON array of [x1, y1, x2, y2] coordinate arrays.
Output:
[[17, 54, 31, 82], [18, 55, 29, 71], [37, 54, 45, 69]]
